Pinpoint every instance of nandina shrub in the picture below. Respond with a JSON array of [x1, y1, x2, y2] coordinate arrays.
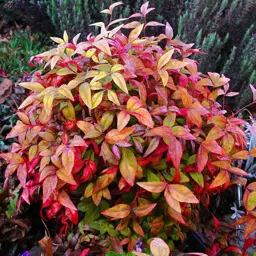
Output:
[[1, 2, 256, 254]]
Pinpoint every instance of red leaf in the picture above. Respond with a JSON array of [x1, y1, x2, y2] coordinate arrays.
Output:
[[145, 126, 173, 138], [245, 219, 256, 239]]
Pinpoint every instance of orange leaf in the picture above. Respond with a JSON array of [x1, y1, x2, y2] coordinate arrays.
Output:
[[211, 160, 231, 169], [131, 108, 154, 128], [117, 111, 130, 131], [164, 188, 181, 213], [106, 126, 135, 144], [133, 221, 144, 237], [202, 140, 223, 155], [196, 145, 208, 173], [187, 109, 202, 127], [38, 235, 53, 256], [101, 204, 131, 219], [206, 126, 224, 140], [249, 147, 256, 157], [179, 88, 193, 108], [231, 150, 248, 160], [58, 190, 77, 211], [120, 148, 137, 186], [93, 172, 116, 193], [168, 184, 199, 203], [145, 126, 173, 138], [137, 181, 166, 193], [210, 170, 230, 188], [43, 175, 57, 203], [245, 219, 256, 239], [56, 168, 77, 185], [168, 206, 187, 226], [127, 96, 142, 111], [209, 116, 226, 128], [133, 203, 157, 217]]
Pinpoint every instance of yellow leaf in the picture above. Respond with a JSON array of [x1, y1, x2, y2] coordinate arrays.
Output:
[[79, 83, 92, 109], [107, 90, 120, 105], [50, 37, 64, 44], [92, 91, 104, 109], [92, 39, 112, 56], [58, 85, 74, 101], [164, 60, 189, 70], [29, 145, 38, 161], [100, 112, 114, 131], [128, 23, 144, 43], [158, 70, 169, 86], [62, 101, 76, 120], [150, 238, 170, 256], [120, 148, 137, 186], [57, 68, 74, 76], [43, 92, 55, 116], [62, 149, 75, 175], [51, 56, 59, 70], [57, 168, 77, 185], [19, 82, 45, 93], [112, 73, 128, 94], [91, 71, 109, 83], [63, 30, 68, 43], [157, 49, 174, 70], [111, 64, 124, 73]]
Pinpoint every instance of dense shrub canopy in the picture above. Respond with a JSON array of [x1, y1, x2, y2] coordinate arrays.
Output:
[[1, 2, 256, 254]]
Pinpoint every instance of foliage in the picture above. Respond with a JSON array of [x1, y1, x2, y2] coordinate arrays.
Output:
[[176, 0, 256, 109], [0, 28, 47, 79], [1, 1, 256, 254]]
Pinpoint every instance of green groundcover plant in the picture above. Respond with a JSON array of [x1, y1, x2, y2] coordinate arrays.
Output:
[[1, 2, 256, 255]]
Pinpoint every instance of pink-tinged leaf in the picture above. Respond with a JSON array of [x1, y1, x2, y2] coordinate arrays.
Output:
[[150, 238, 170, 256], [117, 111, 130, 131], [112, 144, 121, 159], [250, 84, 256, 101], [168, 138, 183, 170], [225, 92, 239, 97], [165, 22, 173, 40], [202, 140, 223, 155], [137, 181, 166, 193], [17, 163, 27, 188], [129, 13, 143, 19], [92, 39, 111, 56], [168, 184, 199, 203], [5, 163, 19, 178], [144, 137, 160, 157], [43, 175, 57, 203], [106, 126, 135, 144], [145, 21, 165, 27], [228, 167, 248, 176], [131, 108, 154, 128], [145, 126, 173, 138], [196, 145, 208, 173], [39, 166, 56, 182], [62, 148, 75, 175], [58, 190, 77, 211], [210, 170, 230, 188]]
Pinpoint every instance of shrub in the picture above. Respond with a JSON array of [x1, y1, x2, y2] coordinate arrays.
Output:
[[1, 2, 256, 254]]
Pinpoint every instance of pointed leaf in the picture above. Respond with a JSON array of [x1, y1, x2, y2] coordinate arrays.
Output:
[[101, 204, 131, 219], [106, 126, 135, 144], [164, 188, 181, 213], [210, 170, 230, 188], [117, 111, 130, 131], [133, 203, 157, 217], [168, 184, 199, 203], [112, 73, 128, 94], [137, 181, 166, 193], [128, 24, 144, 43], [157, 49, 174, 70], [79, 83, 92, 109], [43, 175, 57, 203]]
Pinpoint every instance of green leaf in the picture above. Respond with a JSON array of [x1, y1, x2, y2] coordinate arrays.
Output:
[[190, 172, 204, 187]]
